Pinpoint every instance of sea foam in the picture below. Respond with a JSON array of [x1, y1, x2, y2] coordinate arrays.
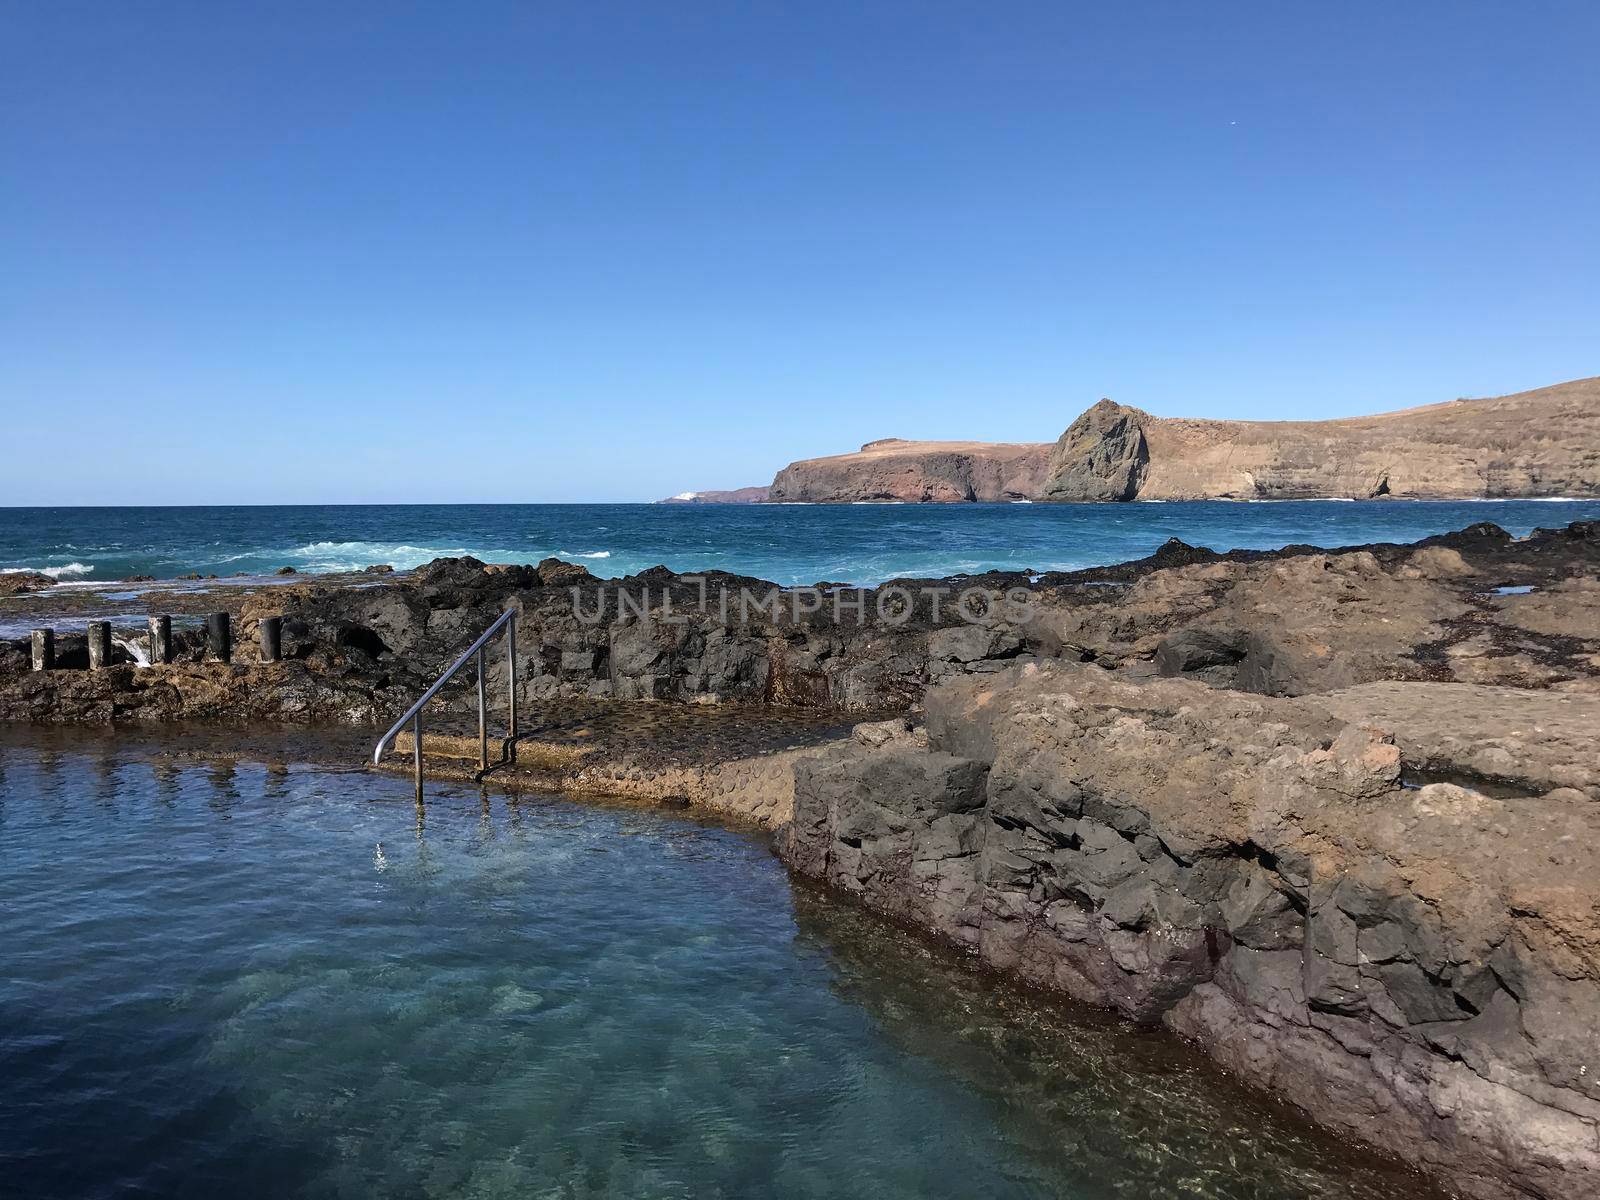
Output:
[[1, 562, 94, 579]]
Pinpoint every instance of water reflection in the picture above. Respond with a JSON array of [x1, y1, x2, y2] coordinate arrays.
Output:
[[150, 758, 181, 806]]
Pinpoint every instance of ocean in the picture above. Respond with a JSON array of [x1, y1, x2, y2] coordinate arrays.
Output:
[[3, 500, 1598, 588]]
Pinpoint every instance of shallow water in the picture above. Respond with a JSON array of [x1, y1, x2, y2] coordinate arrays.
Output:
[[0, 745, 1436, 1199], [2, 499, 1597, 585]]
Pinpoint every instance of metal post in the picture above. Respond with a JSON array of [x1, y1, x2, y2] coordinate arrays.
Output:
[[506, 616, 517, 762], [31, 629, 54, 671], [149, 615, 172, 664], [477, 646, 488, 773], [87, 621, 112, 669], [413, 714, 423, 803], [207, 612, 232, 663], [259, 615, 283, 663]]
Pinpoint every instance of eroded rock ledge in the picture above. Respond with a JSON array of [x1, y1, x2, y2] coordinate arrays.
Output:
[[781, 663, 1600, 1200]]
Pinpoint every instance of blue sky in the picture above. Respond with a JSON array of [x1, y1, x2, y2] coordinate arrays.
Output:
[[3, 2, 1596, 504]]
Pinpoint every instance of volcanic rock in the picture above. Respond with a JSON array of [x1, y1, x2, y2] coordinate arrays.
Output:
[[768, 439, 1050, 503], [782, 660, 1600, 1200], [0, 571, 55, 596]]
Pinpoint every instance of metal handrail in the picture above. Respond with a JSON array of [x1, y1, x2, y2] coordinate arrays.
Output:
[[372, 608, 518, 799]]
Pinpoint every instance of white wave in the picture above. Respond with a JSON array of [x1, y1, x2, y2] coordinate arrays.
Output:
[[289, 541, 470, 557], [111, 633, 152, 668], [1, 562, 94, 579], [281, 541, 483, 571], [558, 550, 611, 559]]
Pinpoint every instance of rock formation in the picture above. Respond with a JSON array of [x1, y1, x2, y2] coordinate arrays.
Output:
[[656, 486, 770, 504], [0, 571, 56, 596], [1042, 376, 1600, 501], [781, 663, 1600, 1200], [1042, 398, 1149, 500], [767, 438, 1050, 503], [736, 376, 1600, 503]]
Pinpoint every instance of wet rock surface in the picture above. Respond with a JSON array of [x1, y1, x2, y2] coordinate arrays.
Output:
[[385, 699, 868, 829], [782, 660, 1600, 1200]]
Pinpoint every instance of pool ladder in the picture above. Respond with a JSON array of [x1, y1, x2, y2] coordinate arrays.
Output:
[[372, 609, 518, 799]]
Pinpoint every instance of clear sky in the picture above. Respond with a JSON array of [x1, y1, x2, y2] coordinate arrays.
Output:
[[3, 2, 1596, 504]]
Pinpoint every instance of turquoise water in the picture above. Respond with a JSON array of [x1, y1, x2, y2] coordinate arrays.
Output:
[[2, 500, 1598, 586], [0, 744, 1434, 1199]]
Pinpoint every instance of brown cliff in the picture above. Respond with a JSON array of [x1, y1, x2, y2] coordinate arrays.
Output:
[[753, 377, 1599, 503], [767, 438, 1050, 503], [1043, 376, 1600, 501]]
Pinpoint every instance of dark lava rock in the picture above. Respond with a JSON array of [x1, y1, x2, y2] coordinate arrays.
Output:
[[784, 661, 1600, 1200], [0, 571, 55, 596]]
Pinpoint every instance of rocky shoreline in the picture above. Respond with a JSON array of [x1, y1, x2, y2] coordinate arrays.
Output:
[[3, 520, 1598, 1198], [783, 670, 1598, 1200]]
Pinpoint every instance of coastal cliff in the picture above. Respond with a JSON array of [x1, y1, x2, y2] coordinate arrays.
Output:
[[751, 377, 1600, 503], [767, 438, 1050, 503], [1044, 376, 1600, 501]]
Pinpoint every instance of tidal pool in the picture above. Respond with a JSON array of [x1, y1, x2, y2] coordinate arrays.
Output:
[[0, 744, 1434, 1199]]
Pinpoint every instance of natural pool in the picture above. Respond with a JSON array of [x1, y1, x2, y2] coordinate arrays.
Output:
[[0, 744, 1435, 1199]]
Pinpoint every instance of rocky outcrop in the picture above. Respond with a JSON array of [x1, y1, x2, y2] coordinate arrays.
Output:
[[656, 486, 770, 504], [1041, 399, 1148, 500], [1042, 376, 1600, 501], [767, 438, 1050, 503], [0, 571, 56, 596], [782, 661, 1600, 1200], [1026, 520, 1600, 694]]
